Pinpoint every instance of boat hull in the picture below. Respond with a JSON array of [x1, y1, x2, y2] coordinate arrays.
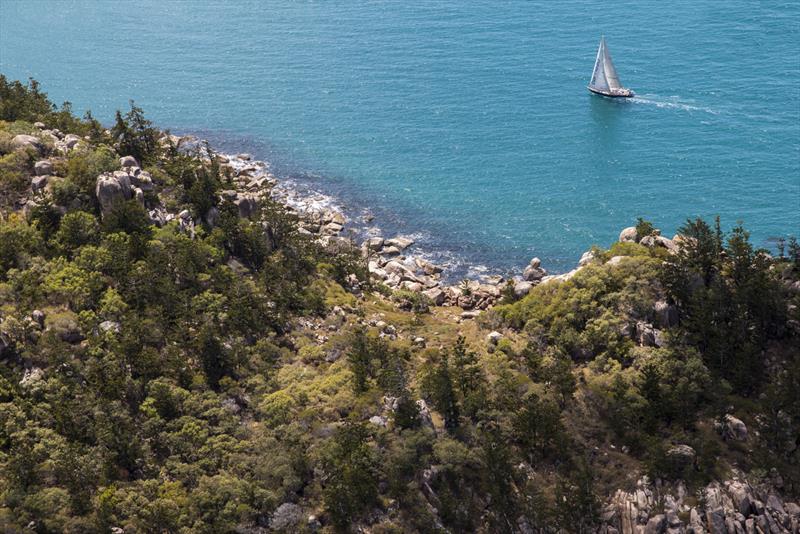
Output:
[[588, 86, 635, 98]]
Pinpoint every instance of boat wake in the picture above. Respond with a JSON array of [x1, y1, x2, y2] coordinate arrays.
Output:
[[630, 95, 720, 115]]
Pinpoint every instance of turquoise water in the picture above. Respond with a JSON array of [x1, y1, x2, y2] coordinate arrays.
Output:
[[2, 1, 798, 275]]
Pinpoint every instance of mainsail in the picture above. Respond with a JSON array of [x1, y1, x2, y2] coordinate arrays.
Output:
[[589, 37, 622, 92]]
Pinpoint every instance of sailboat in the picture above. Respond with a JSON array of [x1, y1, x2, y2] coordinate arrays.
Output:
[[588, 36, 634, 98]]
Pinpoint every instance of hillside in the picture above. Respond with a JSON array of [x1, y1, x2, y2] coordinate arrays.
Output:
[[1, 76, 799, 533]]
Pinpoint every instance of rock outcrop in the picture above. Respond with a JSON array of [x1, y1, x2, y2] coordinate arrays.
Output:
[[599, 476, 799, 534]]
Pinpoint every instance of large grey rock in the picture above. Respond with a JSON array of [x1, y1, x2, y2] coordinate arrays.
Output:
[[666, 444, 696, 471], [619, 227, 638, 243], [415, 257, 442, 275], [12, 134, 43, 153], [487, 331, 503, 345], [579, 250, 596, 266], [270, 502, 303, 531], [720, 415, 748, 441], [523, 263, 546, 282], [654, 300, 679, 328], [726, 481, 752, 516], [514, 280, 534, 298], [62, 134, 81, 149], [31, 310, 45, 328], [423, 287, 445, 306], [385, 236, 414, 250], [31, 175, 48, 192], [119, 155, 138, 168], [34, 160, 53, 176], [96, 172, 132, 215], [644, 514, 665, 534], [365, 236, 385, 251], [130, 170, 154, 191], [234, 194, 260, 218], [416, 399, 434, 429]]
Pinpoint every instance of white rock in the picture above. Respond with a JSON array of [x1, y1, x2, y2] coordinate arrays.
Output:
[[487, 331, 503, 345]]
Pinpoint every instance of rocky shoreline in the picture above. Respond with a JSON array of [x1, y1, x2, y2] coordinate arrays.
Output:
[[18, 124, 687, 318], [185, 138, 687, 316]]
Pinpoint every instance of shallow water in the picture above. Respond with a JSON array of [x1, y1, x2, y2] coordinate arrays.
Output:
[[2, 1, 798, 275]]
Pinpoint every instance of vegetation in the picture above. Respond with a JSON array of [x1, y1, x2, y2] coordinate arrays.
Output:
[[0, 76, 797, 532]]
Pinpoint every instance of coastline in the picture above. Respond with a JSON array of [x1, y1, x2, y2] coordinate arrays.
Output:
[[196, 137, 545, 312], [200, 135, 680, 313]]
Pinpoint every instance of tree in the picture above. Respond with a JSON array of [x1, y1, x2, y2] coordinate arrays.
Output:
[[110, 101, 160, 165], [419, 351, 460, 431], [554, 460, 600, 533], [450, 336, 487, 420], [347, 327, 376, 394], [54, 211, 100, 256], [321, 423, 378, 529], [513, 393, 565, 463]]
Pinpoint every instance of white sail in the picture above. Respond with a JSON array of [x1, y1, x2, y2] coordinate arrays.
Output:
[[589, 38, 609, 91], [601, 37, 622, 90]]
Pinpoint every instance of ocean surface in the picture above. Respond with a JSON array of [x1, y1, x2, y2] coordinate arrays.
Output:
[[2, 1, 798, 276]]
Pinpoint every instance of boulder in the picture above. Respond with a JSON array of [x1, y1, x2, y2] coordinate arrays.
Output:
[[726, 481, 752, 516], [62, 134, 81, 149], [119, 155, 138, 168], [657, 236, 677, 252], [423, 288, 445, 306], [579, 250, 596, 266], [31, 310, 45, 328], [644, 514, 665, 534], [234, 194, 260, 218], [635, 322, 657, 347], [666, 444, 696, 471], [11, 134, 43, 153], [384, 261, 416, 280], [381, 245, 401, 256], [270, 503, 303, 532], [514, 280, 534, 298], [33, 121, 45, 129], [130, 170, 154, 191], [386, 236, 414, 250], [654, 300, 679, 329], [95, 172, 132, 215], [369, 415, 388, 427], [720, 415, 748, 441], [365, 237, 385, 251], [19, 367, 44, 389], [619, 226, 638, 243], [486, 331, 503, 345], [415, 257, 443, 275], [415, 399, 435, 429], [523, 264, 546, 282], [34, 160, 53, 176], [31, 175, 48, 192]]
